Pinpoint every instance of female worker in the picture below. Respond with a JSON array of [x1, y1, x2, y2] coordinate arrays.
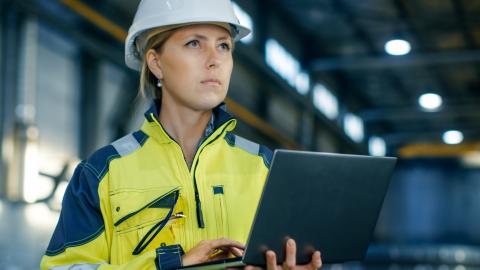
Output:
[[41, 0, 322, 269]]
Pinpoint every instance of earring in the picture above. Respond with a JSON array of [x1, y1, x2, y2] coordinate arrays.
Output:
[[157, 79, 162, 88]]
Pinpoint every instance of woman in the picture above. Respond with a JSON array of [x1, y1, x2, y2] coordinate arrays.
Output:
[[41, 0, 322, 269]]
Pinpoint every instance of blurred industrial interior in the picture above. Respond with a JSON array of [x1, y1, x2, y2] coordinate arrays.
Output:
[[1, 0, 480, 269]]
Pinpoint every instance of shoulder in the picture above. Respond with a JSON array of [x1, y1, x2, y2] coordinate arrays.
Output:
[[83, 130, 149, 180], [223, 132, 273, 168], [65, 130, 150, 206]]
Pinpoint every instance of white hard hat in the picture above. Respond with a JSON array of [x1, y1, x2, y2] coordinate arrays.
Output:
[[125, 0, 251, 71]]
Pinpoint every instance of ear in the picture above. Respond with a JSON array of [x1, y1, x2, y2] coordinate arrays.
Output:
[[146, 49, 163, 80]]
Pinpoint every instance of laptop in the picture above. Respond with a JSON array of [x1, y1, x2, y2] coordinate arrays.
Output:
[[181, 150, 397, 269]]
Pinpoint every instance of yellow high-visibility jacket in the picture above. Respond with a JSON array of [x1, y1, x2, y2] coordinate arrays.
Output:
[[40, 101, 272, 270]]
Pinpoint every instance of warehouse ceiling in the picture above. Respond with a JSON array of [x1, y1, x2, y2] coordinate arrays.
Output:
[[98, 0, 480, 150], [276, 0, 480, 148]]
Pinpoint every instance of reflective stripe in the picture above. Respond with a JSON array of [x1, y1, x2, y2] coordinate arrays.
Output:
[[234, 135, 260, 156], [51, 263, 104, 270], [112, 133, 141, 157]]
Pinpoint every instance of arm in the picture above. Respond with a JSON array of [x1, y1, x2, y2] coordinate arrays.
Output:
[[40, 162, 179, 270]]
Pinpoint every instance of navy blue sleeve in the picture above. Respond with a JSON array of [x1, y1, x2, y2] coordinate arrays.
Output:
[[45, 162, 104, 256]]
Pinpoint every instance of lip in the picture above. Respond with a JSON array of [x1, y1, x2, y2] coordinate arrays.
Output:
[[201, 79, 221, 85]]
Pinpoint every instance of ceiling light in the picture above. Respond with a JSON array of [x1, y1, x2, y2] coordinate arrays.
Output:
[[344, 113, 364, 143], [419, 93, 442, 111], [313, 84, 338, 120], [369, 136, 386, 157], [442, 130, 463, 145], [385, 39, 411, 56]]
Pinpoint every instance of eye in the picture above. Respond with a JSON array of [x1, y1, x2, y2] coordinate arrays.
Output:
[[219, 42, 231, 51], [186, 40, 200, 48]]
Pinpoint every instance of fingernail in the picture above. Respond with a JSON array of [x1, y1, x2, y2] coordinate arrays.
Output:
[[267, 250, 274, 257]]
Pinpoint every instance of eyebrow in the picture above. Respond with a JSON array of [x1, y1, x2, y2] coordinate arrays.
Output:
[[188, 34, 232, 42]]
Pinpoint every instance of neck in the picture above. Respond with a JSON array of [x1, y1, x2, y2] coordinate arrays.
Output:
[[159, 98, 212, 168]]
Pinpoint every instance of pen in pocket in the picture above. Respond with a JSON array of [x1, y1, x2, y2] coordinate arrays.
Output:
[[170, 212, 186, 220]]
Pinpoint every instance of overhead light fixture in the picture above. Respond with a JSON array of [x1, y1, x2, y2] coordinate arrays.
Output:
[[419, 93, 442, 111], [442, 130, 464, 145], [295, 72, 310, 95], [313, 84, 338, 120], [385, 39, 411, 56], [344, 113, 364, 143], [369, 136, 386, 157]]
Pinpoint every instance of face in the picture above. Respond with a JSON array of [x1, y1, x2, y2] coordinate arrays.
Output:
[[147, 24, 233, 112]]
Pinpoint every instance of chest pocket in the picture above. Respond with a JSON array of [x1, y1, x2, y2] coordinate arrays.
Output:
[[110, 187, 185, 257]]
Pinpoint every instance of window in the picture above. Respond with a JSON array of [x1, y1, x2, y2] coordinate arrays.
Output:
[[313, 84, 338, 120], [265, 39, 310, 95], [344, 113, 364, 143]]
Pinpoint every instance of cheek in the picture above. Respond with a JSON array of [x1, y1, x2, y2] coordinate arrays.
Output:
[[163, 58, 199, 84], [223, 58, 234, 78]]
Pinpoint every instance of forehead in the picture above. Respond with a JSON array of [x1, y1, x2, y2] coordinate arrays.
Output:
[[170, 24, 232, 40]]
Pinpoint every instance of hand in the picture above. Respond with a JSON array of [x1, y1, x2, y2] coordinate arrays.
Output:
[[182, 237, 245, 266], [245, 239, 322, 270]]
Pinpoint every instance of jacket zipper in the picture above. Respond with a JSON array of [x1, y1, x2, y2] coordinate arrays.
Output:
[[190, 119, 234, 228], [150, 113, 234, 242], [150, 114, 195, 249]]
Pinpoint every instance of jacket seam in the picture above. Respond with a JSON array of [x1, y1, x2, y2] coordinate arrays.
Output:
[[45, 225, 105, 256], [223, 133, 271, 169]]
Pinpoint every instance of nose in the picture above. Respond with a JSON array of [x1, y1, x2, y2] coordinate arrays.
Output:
[[205, 46, 221, 70]]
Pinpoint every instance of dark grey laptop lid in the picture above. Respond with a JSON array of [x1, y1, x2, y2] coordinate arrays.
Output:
[[243, 150, 397, 266]]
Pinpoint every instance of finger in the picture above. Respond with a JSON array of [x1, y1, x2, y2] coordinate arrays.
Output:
[[245, 266, 263, 270], [309, 251, 322, 270], [209, 250, 231, 261], [283, 239, 296, 269], [229, 247, 244, 257], [207, 247, 225, 256], [266, 250, 277, 270], [211, 238, 246, 250]]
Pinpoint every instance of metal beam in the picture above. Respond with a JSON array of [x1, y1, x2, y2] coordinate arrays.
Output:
[[361, 104, 480, 122], [60, 0, 126, 42], [450, 0, 480, 97], [328, 0, 410, 103], [311, 49, 480, 71], [398, 142, 480, 158], [9, 0, 125, 67], [377, 129, 480, 146]]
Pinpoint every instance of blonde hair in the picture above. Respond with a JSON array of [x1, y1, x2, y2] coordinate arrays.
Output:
[[138, 29, 175, 99]]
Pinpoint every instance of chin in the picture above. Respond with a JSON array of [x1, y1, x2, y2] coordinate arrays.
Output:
[[192, 92, 226, 111], [192, 100, 223, 111]]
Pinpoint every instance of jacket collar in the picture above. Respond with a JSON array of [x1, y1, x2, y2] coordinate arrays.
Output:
[[141, 99, 236, 145]]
